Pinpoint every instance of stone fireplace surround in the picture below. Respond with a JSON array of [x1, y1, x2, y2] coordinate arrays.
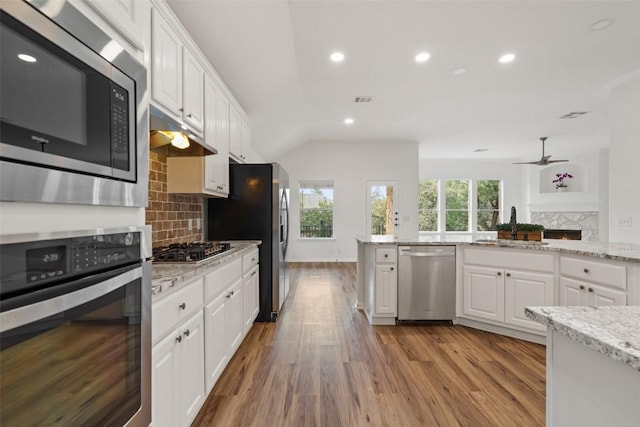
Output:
[[530, 211, 599, 241]]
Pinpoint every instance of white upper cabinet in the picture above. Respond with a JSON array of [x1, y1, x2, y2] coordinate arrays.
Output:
[[204, 75, 230, 196], [84, 0, 146, 51], [182, 48, 204, 132], [241, 120, 251, 162], [229, 105, 243, 161], [151, 8, 182, 117]]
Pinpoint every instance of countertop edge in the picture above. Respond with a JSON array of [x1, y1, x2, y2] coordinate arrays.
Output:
[[525, 306, 640, 372]]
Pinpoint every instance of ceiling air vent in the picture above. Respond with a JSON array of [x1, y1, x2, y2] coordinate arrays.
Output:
[[354, 96, 373, 103], [559, 111, 589, 119]]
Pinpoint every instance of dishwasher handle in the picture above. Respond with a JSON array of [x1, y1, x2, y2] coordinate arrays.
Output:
[[399, 252, 453, 257]]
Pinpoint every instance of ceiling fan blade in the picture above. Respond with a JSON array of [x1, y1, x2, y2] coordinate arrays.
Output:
[[512, 161, 542, 165], [546, 159, 569, 163]]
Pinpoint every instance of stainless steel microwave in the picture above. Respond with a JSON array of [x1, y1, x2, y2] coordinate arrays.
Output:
[[0, 1, 148, 207]]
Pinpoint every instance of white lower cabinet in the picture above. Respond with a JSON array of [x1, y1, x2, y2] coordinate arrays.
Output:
[[559, 255, 627, 307], [559, 277, 626, 307], [462, 248, 555, 335], [374, 264, 397, 315], [152, 310, 205, 427], [203, 278, 243, 393], [243, 265, 259, 332]]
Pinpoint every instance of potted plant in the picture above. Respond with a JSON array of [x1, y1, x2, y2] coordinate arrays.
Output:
[[553, 172, 573, 191], [496, 223, 545, 241]]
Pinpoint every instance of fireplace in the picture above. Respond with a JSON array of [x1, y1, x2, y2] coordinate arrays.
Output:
[[543, 229, 582, 240]]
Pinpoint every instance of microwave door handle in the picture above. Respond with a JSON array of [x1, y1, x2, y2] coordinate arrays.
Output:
[[0, 265, 142, 332]]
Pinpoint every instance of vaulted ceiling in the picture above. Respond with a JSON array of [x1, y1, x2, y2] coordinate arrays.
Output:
[[167, 1, 640, 161]]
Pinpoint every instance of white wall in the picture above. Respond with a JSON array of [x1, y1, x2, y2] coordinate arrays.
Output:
[[277, 140, 419, 262], [608, 71, 640, 244], [419, 159, 526, 225]]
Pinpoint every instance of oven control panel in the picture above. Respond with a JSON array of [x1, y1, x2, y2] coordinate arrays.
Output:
[[1, 232, 140, 297]]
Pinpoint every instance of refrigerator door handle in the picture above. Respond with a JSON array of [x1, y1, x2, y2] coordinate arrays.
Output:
[[281, 189, 290, 258]]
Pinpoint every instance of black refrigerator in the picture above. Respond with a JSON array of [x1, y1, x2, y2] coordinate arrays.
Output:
[[207, 163, 289, 322]]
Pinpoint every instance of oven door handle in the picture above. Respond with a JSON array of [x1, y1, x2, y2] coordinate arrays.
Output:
[[0, 265, 142, 333]]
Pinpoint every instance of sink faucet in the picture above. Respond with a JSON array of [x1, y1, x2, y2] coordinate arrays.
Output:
[[509, 206, 517, 240]]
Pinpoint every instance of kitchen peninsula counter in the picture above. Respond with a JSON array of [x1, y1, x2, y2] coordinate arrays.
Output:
[[525, 305, 640, 426], [152, 240, 261, 298]]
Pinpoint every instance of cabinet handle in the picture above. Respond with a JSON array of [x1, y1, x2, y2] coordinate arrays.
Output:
[[588, 287, 594, 293], [176, 336, 182, 343], [583, 268, 590, 273], [497, 272, 502, 276], [184, 329, 190, 337], [579, 285, 585, 290], [506, 273, 511, 277], [179, 302, 186, 310]]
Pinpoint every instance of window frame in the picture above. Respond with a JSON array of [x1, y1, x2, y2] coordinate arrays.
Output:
[[298, 181, 334, 239]]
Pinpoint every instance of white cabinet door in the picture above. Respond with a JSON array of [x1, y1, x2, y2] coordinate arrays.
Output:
[[204, 292, 229, 393], [505, 270, 554, 332], [588, 284, 627, 307], [229, 105, 243, 161], [85, 0, 145, 50], [241, 120, 251, 161], [227, 278, 244, 353], [152, 332, 180, 427], [374, 264, 397, 315], [203, 76, 229, 196], [215, 85, 230, 193], [179, 311, 205, 427], [559, 277, 587, 306], [151, 9, 182, 116], [182, 48, 204, 133], [251, 266, 260, 320], [243, 265, 259, 332], [463, 266, 504, 322]]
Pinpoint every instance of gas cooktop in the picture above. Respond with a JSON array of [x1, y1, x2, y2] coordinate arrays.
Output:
[[152, 241, 231, 264]]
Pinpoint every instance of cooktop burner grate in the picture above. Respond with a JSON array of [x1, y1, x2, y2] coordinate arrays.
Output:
[[152, 241, 231, 263]]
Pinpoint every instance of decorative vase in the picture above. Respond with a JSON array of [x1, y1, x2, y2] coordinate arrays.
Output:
[[556, 185, 567, 192]]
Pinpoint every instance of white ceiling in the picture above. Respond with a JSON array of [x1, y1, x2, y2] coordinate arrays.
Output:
[[167, 0, 640, 161]]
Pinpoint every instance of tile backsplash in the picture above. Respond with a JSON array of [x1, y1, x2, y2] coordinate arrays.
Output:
[[146, 151, 203, 247]]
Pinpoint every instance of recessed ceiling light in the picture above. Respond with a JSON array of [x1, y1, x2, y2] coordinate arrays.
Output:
[[414, 52, 430, 63], [473, 148, 488, 153], [330, 52, 345, 62], [344, 118, 354, 125], [590, 18, 613, 31], [498, 53, 516, 64], [17, 53, 37, 63], [452, 67, 467, 76]]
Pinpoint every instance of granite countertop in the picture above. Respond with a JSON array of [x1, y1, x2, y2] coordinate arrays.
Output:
[[152, 240, 260, 297], [354, 235, 640, 262], [525, 306, 640, 372]]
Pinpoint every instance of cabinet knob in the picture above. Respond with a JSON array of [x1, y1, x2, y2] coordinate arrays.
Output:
[[179, 107, 183, 112], [384, 254, 388, 258], [184, 329, 190, 337], [179, 302, 186, 310], [583, 268, 590, 273], [176, 336, 182, 343], [390, 267, 394, 271], [226, 294, 231, 299], [579, 285, 585, 290], [588, 287, 594, 293], [506, 273, 511, 277], [497, 272, 502, 276], [187, 113, 192, 118]]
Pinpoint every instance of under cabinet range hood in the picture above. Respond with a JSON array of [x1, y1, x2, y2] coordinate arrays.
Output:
[[149, 105, 216, 156]]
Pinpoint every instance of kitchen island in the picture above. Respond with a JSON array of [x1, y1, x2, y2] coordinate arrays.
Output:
[[526, 305, 640, 427], [355, 236, 640, 336]]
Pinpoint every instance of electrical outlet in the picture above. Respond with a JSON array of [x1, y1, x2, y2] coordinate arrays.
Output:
[[188, 218, 193, 230], [618, 217, 632, 227]]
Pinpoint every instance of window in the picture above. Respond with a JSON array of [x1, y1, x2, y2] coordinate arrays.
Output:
[[477, 180, 501, 231], [299, 181, 334, 238], [445, 180, 469, 231], [418, 180, 438, 232]]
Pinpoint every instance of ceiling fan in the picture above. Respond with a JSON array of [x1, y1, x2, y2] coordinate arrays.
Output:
[[513, 137, 569, 165]]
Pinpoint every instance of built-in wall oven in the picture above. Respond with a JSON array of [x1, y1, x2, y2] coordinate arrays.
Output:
[[0, 1, 148, 207], [0, 227, 151, 427]]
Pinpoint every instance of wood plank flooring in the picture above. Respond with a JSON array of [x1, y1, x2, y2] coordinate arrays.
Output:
[[192, 262, 546, 426]]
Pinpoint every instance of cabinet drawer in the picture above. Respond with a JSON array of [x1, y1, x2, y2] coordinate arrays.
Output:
[[242, 248, 259, 274], [560, 257, 626, 290], [464, 248, 554, 273], [204, 258, 242, 302], [375, 247, 397, 263], [153, 278, 204, 344]]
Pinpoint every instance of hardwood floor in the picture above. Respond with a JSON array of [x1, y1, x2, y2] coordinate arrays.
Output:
[[192, 262, 546, 427]]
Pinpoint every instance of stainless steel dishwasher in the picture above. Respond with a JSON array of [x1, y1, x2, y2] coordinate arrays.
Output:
[[397, 245, 456, 321]]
